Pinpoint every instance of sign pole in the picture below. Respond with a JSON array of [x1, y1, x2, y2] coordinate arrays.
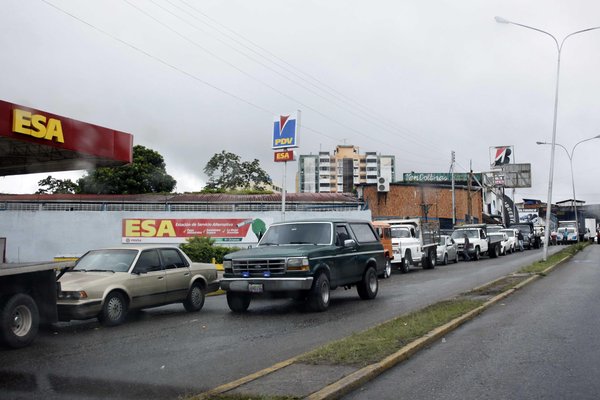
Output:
[[282, 155, 287, 221]]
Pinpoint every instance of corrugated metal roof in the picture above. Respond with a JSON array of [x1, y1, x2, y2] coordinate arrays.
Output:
[[0, 192, 361, 203]]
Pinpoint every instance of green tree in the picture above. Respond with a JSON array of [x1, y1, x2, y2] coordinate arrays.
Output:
[[36, 176, 79, 194], [78, 145, 176, 194], [203, 150, 271, 191]]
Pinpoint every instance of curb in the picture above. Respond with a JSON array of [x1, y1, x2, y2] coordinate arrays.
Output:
[[306, 252, 575, 400], [198, 248, 579, 399]]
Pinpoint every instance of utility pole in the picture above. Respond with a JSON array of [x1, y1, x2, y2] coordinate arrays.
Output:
[[467, 161, 473, 224], [451, 151, 456, 225]]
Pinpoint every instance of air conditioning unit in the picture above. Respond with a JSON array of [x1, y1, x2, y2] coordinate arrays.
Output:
[[377, 176, 389, 192]]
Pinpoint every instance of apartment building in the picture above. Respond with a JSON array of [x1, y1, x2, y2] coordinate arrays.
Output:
[[297, 145, 395, 193]]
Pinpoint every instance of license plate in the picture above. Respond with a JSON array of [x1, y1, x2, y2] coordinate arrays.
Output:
[[248, 283, 263, 293]]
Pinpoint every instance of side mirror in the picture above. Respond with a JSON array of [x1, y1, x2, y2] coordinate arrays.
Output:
[[344, 239, 357, 248]]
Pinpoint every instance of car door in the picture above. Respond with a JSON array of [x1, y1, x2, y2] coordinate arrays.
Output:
[[129, 249, 167, 308], [333, 224, 359, 285], [160, 248, 192, 302], [447, 237, 457, 260]]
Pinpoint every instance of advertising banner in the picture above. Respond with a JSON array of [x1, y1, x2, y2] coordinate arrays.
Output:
[[272, 112, 299, 149], [490, 146, 514, 169], [122, 218, 267, 244]]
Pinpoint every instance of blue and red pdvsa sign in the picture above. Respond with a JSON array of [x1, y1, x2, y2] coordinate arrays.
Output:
[[272, 112, 299, 149]]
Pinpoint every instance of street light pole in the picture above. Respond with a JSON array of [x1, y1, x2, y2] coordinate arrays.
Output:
[[537, 134, 600, 242], [495, 16, 600, 261]]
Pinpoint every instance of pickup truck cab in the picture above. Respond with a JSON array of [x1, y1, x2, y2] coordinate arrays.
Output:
[[384, 218, 439, 273], [452, 224, 502, 260], [221, 219, 385, 312]]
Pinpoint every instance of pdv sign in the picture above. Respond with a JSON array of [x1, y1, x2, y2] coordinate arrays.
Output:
[[272, 112, 299, 149]]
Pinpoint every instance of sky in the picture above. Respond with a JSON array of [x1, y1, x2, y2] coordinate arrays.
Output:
[[1, 0, 600, 204]]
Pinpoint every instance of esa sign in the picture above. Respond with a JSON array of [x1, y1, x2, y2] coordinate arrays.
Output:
[[272, 112, 299, 149]]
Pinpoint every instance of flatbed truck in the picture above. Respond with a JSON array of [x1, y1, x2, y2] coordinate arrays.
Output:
[[0, 261, 73, 348]]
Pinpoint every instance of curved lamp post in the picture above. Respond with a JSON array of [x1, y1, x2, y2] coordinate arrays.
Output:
[[537, 134, 600, 241], [495, 16, 600, 261]]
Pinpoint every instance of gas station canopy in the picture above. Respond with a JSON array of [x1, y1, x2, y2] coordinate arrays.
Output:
[[0, 100, 133, 176]]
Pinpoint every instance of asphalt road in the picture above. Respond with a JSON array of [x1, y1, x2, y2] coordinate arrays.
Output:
[[345, 244, 600, 400], [0, 245, 563, 399]]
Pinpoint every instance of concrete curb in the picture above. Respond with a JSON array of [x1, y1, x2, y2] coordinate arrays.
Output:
[[198, 247, 579, 399], [306, 252, 575, 400]]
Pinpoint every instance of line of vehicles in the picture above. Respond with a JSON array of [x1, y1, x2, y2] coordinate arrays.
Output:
[[1, 216, 589, 349], [373, 218, 546, 272]]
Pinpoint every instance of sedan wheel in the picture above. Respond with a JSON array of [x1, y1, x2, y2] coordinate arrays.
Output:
[[99, 291, 128, 326], [184, 282, 205, 312]]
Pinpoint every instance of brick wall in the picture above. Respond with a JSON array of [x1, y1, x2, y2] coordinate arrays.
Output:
[[363, 183, 482, 223]]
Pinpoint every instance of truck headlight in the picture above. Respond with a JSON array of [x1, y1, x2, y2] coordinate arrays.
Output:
[[287, 257, 309, 271], [223, 260, 232, 272]]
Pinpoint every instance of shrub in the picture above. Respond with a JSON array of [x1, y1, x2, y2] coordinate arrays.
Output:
[[179, 236, 240, 263]]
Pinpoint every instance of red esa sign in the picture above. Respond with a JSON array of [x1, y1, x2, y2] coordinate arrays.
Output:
[[274, 150, 295, 162]]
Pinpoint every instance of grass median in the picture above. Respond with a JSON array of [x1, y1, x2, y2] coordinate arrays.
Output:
[[298, 298, 483, 367], [299, 242, 589, 368]]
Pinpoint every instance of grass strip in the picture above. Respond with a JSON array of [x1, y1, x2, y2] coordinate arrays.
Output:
[[298, 298, 483, 367], [199, 394, 298, 400], [465, 275, 528, 297], [519, 242, 588, 274]]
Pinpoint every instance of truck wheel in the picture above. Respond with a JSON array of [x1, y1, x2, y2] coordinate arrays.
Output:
[[357, 267, 378, 300], [400, 252, 412, 274], [307, 273, 330, 312], [0, 293, 39, 349], [99, 291, 128, 326], [380, 259, 392, 279], [429, 249, 437, 269], [183, 282, 205, 312], [226, 292, 251, 313], [473, 247, 480, 261], [490, 244, 499, 258]]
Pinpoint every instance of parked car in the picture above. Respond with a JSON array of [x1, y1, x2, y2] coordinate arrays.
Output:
[[499, 228, 519, 253], [436, 235, 459, 265], [221, 219, 385, 312], [57, 246, 220, 326]]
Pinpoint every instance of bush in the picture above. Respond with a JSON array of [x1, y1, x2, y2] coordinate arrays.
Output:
[[179, 236, 240, 263]]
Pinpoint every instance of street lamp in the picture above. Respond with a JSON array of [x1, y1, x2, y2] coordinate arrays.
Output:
[[536, 134, 600, 241], [495, 16, 600, 261]]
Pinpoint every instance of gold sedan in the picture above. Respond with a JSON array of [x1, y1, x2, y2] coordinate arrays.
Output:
[[57, 246, 219, 326]]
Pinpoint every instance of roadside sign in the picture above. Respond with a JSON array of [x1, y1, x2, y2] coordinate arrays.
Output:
[[272, 112, 299, 149], [274, 150, 295, 162]]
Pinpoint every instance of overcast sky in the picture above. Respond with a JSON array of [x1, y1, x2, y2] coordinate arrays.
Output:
[[2, 0, 600, 204]]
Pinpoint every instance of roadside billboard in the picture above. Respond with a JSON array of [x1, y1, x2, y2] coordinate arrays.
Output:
[[490, 146, 514, 169], [122, 218, 268, 244]]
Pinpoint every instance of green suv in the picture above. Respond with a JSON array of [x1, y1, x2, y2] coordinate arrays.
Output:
[[221, 219, 385, 312]]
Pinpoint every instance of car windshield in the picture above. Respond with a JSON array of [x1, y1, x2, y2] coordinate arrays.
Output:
[[259, 222, 332, 245], [391, 227, 411, 238], [451, 230, 478, 239], [74, 249, 138, 272]]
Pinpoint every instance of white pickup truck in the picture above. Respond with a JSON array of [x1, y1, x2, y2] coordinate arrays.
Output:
[[452, 224, 503, 260], [383, 218, 439, 273]]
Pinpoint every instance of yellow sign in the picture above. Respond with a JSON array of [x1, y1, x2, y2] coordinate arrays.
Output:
[[12, 109, 65, 143], [123, 219, 176, 237]]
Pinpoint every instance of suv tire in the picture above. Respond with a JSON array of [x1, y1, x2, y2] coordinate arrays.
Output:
[[307, 273, 330, 312], [357, 267, 378, 300], [227, 292, 251, 313]]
